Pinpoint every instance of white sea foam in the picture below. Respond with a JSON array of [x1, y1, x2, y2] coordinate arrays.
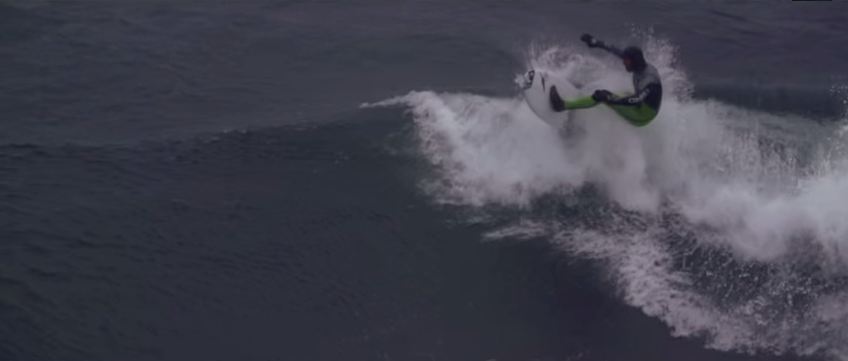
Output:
[[364, 37, 848, 359]]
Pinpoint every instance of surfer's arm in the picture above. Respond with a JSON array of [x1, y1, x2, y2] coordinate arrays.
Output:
[[580, 34, 623, 58], [596, 43, 624, 58]]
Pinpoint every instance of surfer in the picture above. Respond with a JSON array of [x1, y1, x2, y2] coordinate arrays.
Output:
[[549, 34, 663, 127]]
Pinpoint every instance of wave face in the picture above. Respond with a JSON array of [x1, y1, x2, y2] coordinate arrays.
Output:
[[366, 39, 848, 359]]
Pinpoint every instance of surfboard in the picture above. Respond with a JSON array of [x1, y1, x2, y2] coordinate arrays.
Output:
[[521, 69, 579, 129]]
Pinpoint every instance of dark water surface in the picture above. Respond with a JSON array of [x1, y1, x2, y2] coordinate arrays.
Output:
[[2, 2, 847, 360]]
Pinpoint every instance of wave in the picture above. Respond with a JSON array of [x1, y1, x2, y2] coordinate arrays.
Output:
[[364, 37, 848, 359]]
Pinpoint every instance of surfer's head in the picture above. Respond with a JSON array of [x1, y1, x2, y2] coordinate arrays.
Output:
[[622, 46, 646, 72]]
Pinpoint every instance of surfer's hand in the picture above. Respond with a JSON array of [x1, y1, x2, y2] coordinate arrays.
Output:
[[592, 89, 612, 102], [581, 34, 601, 48]]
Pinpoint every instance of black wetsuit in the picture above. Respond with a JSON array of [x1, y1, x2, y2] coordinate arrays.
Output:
[[597, 43, 663, 112]]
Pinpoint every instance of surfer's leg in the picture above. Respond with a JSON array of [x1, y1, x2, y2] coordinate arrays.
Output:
[[549, 86, 567, 111], [564, 97, 599, 110], [607, 103, 658, 127], [551, 86, 599, 111]]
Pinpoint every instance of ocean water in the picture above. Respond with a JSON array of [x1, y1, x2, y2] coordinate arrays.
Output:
[[3, 1, 848, 360]]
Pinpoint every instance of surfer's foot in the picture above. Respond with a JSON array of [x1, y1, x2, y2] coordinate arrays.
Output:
[[550, 86, 566, 112]]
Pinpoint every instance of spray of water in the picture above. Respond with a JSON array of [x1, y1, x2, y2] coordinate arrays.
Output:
[[363, 37, 848, 359]]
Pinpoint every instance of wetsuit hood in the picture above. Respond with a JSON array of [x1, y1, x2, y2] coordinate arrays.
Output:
[[622, 46, 646, 72]]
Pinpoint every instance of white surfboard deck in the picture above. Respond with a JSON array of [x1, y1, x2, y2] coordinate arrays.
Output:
[[521, 69, 579, 129]]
